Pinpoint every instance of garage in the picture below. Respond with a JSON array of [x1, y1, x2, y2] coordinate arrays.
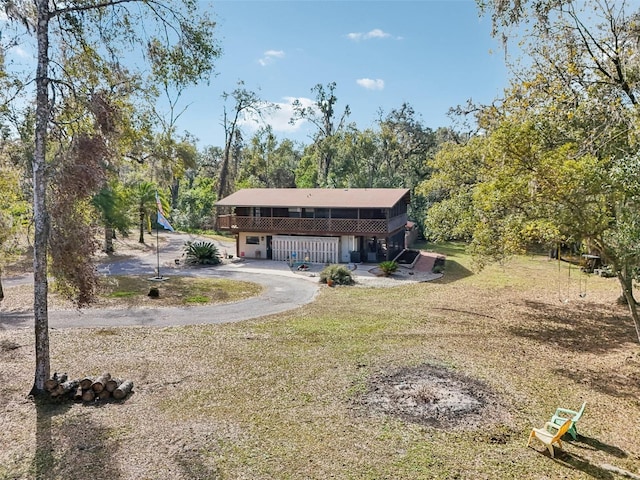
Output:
[[272, 235, 339, 264]]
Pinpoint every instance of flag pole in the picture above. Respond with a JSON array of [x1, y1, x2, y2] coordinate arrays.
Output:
[[156, 220, 161, 279], [154, 191, 174, 281]]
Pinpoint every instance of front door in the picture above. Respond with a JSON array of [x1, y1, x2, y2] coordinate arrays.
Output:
[[266, 236, 273, 259]]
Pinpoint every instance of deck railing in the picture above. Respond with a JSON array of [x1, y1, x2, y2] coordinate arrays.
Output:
[[217, 214, 407, 234]]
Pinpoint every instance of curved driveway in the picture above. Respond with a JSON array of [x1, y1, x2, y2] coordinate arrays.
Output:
[[0, 232, 320, 330]]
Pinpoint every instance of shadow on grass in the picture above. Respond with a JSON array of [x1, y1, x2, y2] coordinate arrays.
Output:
[[0, 311, 34, 328], [414, 242, 475, 283], [554, 365, 639, 399], [33, 396, 121, 479], [510, 300, 640, 399], [573, 435, 628, 458], [531, 434, 630, 479], [418, 241, 467, 257], [551, 450, 616, 479], [431, 260, 474, 284], [508, 300, 635, 354], [174, 452, 222, 479]]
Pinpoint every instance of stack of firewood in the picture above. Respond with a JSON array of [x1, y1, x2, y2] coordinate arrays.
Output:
[[45, 372, 134, 402]]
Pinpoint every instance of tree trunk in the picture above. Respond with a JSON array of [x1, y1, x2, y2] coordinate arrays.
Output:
[[617, 271, 640, 344], [138, 208, 145, 243], [30, 0, 51, 397], [215, 139, 232, 230], [171, 177, 180, 209], [104, 225, 114, 253]]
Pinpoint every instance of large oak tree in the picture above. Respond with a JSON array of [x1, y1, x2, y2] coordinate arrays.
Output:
[[422, 0, 640, 343]]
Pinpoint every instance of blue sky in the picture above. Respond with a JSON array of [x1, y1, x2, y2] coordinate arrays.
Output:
[[2, 0, 510, 149], [177, 0, 510, 147]]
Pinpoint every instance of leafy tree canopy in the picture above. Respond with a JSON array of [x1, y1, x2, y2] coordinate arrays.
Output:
[[423, 0, 640, 342]]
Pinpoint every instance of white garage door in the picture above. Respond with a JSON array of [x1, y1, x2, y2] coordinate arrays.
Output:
[[272, 235, 339, 264]]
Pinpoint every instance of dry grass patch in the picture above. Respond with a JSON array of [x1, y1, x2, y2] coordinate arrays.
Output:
[[1, 247, 640, 479], [1, 276, 262, 311]]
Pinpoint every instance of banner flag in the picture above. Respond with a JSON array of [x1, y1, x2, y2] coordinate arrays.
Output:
[[157, 210, 174, 232], [155, 192, 174, 231], [155, 191, 165, 215]]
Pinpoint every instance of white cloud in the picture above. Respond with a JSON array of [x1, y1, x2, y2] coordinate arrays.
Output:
[[347, 29, 392, 41], [238, 97, 315, 135], [258, 49, 285, 66], [365, 28, 391, 39], [356, 78, 385, 91], [11, 45, 30, 58]]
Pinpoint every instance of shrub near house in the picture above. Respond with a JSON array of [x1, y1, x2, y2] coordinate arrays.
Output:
[[378, 261, 398, 276], [184, 241, 221, 265], [320, 265, 354, 286]]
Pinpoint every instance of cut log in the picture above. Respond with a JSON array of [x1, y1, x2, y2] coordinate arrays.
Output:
[[44, 379, 58, 392], [105, 378, 122, 393], [79, 376, 94, 390], [113, 380, 133, 400], [73, 386, 84, 402], [97, 389, 111, 400], [82, 389, 96, 402], [45, 372, 68, 392], [51, 380, 78, 398], [92, 372, 112, 393]]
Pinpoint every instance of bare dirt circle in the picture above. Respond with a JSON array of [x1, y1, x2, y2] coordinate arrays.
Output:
[[358, 363, 508, 429]]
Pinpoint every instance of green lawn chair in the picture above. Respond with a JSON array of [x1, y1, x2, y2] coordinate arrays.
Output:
[[550, 401, 586, 440]]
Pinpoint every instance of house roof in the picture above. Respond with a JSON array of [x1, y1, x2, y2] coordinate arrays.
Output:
[[216, 188, 411, 209]]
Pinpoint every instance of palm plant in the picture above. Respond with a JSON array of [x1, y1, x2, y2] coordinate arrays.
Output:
[[92, 182, 131, 253], [131, 181, 158, 243], [184, 240, 221, 265], [319, 264, 354, 285], [378, 261, 398, 276]]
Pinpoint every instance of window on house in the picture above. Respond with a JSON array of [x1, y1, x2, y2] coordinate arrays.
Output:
[[288, 207, 301, 218], [331, 208, 358, 219], [246, 236, 260, 245], [315, 208, 330, 218]]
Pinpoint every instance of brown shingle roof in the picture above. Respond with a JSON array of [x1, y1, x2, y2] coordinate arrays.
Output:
[[216, 188, 410, 209]]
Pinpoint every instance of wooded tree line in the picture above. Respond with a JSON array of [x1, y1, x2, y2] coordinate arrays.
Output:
[[1, 0, 640, 397], [0, 80, 451, 240]]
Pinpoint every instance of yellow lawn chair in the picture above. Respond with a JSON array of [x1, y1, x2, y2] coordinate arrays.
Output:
[[527, 417, 573, 457]]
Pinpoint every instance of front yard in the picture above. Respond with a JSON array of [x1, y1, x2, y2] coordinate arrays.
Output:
[[1, 244, 639, 479]]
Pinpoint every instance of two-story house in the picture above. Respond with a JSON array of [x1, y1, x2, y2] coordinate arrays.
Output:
[[216, 188, 411, 264]]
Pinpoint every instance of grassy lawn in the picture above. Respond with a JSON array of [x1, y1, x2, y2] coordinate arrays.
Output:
[[1, 244, 639, 479], [100, 275, 263, 308], [1, 276, 263, 311]]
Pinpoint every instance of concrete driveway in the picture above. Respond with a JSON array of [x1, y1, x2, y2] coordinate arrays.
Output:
[[0, 231, 441, 330], [0, 232, 320, 330]]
